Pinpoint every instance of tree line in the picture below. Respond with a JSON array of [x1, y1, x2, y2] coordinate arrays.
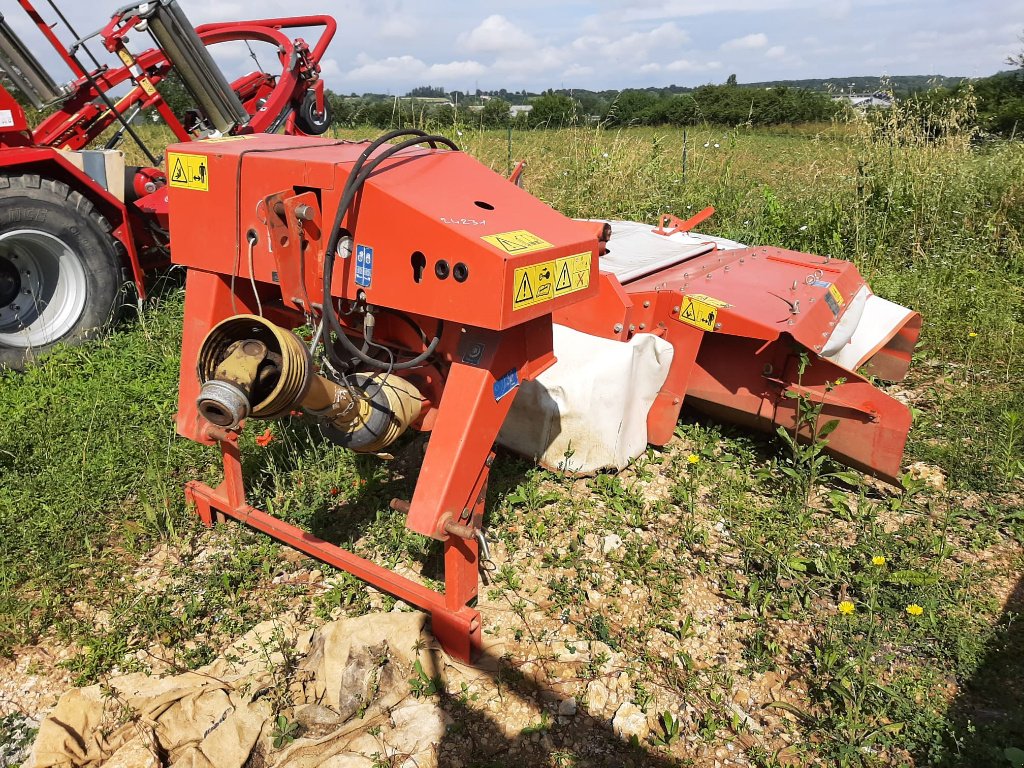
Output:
[[324, 83, 843, 131]]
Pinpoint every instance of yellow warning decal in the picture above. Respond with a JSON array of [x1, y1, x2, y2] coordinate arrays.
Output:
[[138, 78, 157, 97], [678, 295, 720, 332], [200, 135, 257, 143], [512, 252, 591, 311], [167, 152, 209, 191], [828, 284, 845, 306], [686, 293, 730, 309], [482, 229, 553, 255]]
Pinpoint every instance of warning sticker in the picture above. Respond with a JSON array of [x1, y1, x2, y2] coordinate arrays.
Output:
[[512, 252, 591, 311], [686, 293, 730, 309], [355, 244, 373, 287], [828, 284, 845, 306], [678, 295, 720, 332], [201, 135, 258, 143], [167, 152, 209, 191], [482, 229, 552, 255]]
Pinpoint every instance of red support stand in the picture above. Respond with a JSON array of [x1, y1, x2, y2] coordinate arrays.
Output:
[[184, 437, 483, 663]]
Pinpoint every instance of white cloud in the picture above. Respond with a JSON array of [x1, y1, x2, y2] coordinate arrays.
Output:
[[570, 22, 689, 62], [347, 54, 426, 82], [765, 45, 787, 59], [564, 64, 595, 78], [607, 0, 810, 22], [459, 15, 536, 55], [380, 16, 418, 39], [428, 60, 487, 79], [346, 54, 486, 84], [665, 59, 721, 72], [721, 33, 768, 51]]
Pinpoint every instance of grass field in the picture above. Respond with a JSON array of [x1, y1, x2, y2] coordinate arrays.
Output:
[[1, 103, 1023, 767]]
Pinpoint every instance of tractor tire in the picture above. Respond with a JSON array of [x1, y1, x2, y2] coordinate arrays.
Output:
[[0, 174, 122, 370], [294, 90, 332, 135]]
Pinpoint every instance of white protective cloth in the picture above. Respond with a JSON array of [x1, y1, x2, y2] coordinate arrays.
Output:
[[498, 324, 674, 473]]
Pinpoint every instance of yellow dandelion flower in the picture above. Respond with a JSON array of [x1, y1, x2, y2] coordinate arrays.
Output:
[[837, 600, 855, 615], [906, 603, 924, 616], [968, 332, 978, 338], [871, 555, 886, 566], [687, 454, 700, 465]]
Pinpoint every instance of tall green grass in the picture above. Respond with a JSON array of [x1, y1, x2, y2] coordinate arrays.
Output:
[[2, 103, 1020, 675]]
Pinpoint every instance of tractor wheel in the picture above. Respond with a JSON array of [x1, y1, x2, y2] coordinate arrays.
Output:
[[294, 90, 332, 135], [0, 174, 122, 370]]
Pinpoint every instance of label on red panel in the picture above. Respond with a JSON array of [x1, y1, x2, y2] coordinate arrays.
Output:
[[482, 229, 552, 255], [493, 369, 520, 401], [678, 295, 719, 331], [167, 152, 209, 191], [0, 110, 14, 128], [512, 252, 591, 311]]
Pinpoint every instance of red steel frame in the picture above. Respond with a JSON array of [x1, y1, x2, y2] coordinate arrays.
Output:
[[0, 2, 336, 297], [188, 431, 485, 662], [169, 135, 600, 661]]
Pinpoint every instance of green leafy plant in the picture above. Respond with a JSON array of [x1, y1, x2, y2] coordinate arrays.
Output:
[[271, 714, 298, 749], [651, 710, 682, 747], [408, 658, 439, 698]]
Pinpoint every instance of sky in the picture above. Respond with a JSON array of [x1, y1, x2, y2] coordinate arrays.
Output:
[[5, 1, 1023, 94]]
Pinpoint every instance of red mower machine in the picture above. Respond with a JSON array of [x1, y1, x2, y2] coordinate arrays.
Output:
[[0, 0, 335, 368], [0, 4, 921, 663], [167, 131, 920, 661]]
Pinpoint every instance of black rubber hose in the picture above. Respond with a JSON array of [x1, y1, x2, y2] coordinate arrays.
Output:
[[322, 131, 458, 371]]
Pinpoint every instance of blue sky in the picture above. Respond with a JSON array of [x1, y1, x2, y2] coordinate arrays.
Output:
[[7, 1, 1023, 93]]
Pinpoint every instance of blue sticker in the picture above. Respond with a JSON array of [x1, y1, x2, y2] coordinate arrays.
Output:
[[493, 369, 519, 401], [355, 244, 374, 287], [809, 279, 831, 288]]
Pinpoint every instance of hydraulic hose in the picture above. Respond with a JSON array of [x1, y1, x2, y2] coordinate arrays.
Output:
[[322, 130, 458, 371]]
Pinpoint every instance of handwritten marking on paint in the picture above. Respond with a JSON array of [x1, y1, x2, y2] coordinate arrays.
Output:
[[167, 153, 209, 191], [482, 229, 552, 255], [512, 252, 592, 311], [678, 295, 720, 332]]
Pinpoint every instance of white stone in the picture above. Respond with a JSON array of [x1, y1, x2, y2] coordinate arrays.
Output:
[[601, 534, 623, 555], [612, 702, 649, 742], [586, 679, 611, 716]]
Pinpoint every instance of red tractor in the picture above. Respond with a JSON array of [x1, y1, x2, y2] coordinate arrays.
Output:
[[0, 0, 336, 368]]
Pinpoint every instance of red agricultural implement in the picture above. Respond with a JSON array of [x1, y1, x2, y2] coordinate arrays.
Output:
[[0, 0, 334, 367], [0, 5, 921, 662], [167, 132, 919, 661]]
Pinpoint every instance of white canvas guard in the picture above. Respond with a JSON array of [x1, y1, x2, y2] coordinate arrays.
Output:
[[498, 324, 674, 473]]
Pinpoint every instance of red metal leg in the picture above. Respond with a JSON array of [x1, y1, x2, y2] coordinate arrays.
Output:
[[406, 361, 516, 540], [186, 439, 484, 662]]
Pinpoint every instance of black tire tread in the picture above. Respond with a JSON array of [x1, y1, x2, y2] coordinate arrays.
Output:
[[0, 173, 123, 369]]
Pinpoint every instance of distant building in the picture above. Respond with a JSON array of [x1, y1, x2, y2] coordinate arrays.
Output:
[[832, 93, 893, 109], [509, 104, 533, 119]]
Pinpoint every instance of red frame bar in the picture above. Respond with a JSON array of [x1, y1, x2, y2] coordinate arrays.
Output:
[[187, 436, 483, 663]]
